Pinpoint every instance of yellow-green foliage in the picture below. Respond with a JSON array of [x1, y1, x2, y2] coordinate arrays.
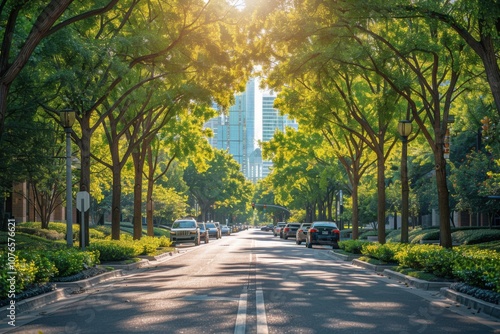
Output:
[[453, 247, 500, 292], [339, 239, 366, 254], [361, 242, 405, 263], [89, 239, 143, 261], [0, 248, 99, 299]]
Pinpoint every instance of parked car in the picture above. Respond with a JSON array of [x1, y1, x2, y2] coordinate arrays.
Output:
[[306, 221, 340, 249], [273, 222, 287, 237], [295, 223, 311, 245], [213, 222, 222, 238], [261, 224, 274, 231], [205, 222, 221, 239], [221, 225, 231, 236], [282, 223, 301, 240], [197, 222, 210, 244], [170, 218, 200, 246]]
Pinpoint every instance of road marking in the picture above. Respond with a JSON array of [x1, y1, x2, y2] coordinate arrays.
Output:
[[234, 287, 248, 334], [256, 287, 268, 334]]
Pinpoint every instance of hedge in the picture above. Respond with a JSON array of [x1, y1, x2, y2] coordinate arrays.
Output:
[[0, 248, 99, 299], [358, 242, 500, 291]]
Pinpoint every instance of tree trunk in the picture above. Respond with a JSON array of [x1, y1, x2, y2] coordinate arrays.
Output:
[[435, 151, 452, 248], [351, 184, 359, 240], [132, 150, 143, 240], [111, 168, 122, 240], [377, 156, 386, 244]]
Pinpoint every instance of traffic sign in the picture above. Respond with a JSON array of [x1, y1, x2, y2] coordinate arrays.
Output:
[[76, 191, 90, 212]]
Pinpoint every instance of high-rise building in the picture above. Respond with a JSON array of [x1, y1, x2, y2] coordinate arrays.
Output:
[[205, 78, 297, 182]]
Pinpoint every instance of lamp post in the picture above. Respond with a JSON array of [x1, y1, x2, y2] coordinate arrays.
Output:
[[60, 109, 76, 247], [398, 120, 412, 243]]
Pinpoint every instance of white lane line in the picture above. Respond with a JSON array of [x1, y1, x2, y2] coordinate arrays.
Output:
[[234, 287, 247, 334], [256, 287, 268, 334]]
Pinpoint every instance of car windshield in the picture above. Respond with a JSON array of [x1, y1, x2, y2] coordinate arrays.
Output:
[[172, 221, 196, 228], [206, 223, 216, 228], [312, 222, 338, 229]]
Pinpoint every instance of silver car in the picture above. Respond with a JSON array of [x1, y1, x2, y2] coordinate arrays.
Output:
[[170, 218, 200, 246], [295, 223, 311, 245]]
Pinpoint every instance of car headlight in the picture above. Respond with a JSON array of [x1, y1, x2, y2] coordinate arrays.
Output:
[[170, 231, 176, 235], [190, 231, 197, 234]]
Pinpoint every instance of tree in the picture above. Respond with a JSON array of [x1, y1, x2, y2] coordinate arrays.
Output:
[[0, 0, 120, 139], [183, 149, 252, 223]]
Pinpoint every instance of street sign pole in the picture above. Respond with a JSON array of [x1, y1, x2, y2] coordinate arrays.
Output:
[[76, 191, 90, 250]]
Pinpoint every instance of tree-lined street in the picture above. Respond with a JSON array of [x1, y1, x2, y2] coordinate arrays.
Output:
[[3, 230, 498, 333]]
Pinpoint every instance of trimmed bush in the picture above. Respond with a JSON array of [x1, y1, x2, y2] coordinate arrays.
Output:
[[452, 229, 500, 245], [16, 227, 65, 240], [339, 239, 366, 254], [46, 249, 100, 277], [361, 243, 403, 263], [89, 240, 142, 261], [453, 247, 500, 292]]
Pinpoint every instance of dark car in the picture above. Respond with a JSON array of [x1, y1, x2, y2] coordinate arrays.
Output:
[[306, 221, 340, 249], [197, 222, 210, 244], [205, 222, 221, 239], [295, 223, 311, 245], [261, 224, 274, 231], [282, 223, 301, 240]]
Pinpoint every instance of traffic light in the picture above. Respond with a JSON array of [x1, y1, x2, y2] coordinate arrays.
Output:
[[251, 202, 255, 210]]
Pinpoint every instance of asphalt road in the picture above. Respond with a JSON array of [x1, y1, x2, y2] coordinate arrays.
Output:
[[2, 229, 500, 334]]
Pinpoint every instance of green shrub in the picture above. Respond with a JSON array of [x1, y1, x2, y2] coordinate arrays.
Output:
[[16, 227, 65, 240], [339, 239, 366, 254], [452, 229, 500, 245], [361, 243, 402, 263], [358, 230, 378, 240], [93, 225, 111, 237], [46, 249, 100, 277], [0, 253, 37, 296], [17, 250, 58, 282], [89, 240, 142, 261], [136, 236, 162, 255], [89, 228, 106, 239], [453, 248, 500, 292], [157, 235, 172, 247]]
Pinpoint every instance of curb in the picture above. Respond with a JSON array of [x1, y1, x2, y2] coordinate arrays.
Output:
[[0, 270, 125, 321], [440, 287, 500, 319], [351, 259, 396, 273], [382, 269, 453, 290], [55, 269, 125, 290], [328, 250, 362, 261]]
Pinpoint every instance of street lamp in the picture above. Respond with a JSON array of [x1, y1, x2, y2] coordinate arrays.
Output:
[[398, 120, 412, 243], [60, 109, 76, 247]]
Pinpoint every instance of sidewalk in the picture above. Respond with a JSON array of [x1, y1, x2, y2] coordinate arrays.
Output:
[[328, 250, 500, 320]]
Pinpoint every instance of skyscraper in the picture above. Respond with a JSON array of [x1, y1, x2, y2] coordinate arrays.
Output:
[[205, 78, 297, 182]]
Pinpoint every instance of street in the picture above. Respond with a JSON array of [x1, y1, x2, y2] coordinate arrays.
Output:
[[2, 229, 499, 334]]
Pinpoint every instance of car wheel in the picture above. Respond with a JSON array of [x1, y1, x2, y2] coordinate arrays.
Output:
[[195, 237, 200, 246], [274, 233, 277, 237], [296, 239, 301, 245], [307, 242, 312, 248]]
